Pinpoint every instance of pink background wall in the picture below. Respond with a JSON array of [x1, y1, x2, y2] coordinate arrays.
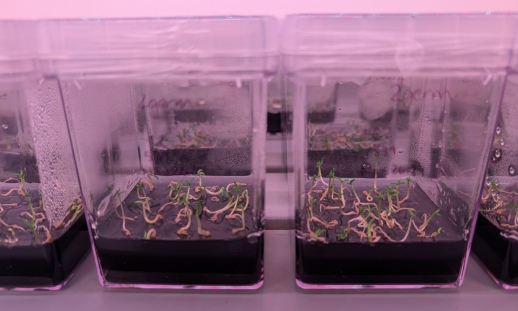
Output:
[[1, 0, 517, 19]]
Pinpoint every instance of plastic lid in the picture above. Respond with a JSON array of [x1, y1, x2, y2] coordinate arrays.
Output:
[[0, 20, 38, 77], [39, 16, 278, 77], [282, 14, 518, 73]]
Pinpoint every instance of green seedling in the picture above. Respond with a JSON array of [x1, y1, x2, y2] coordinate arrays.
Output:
[[336, 226, 349, 241], [314, 228, 326, 238]]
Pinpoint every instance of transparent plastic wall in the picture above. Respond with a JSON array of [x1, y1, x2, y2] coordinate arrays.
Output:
[[283, 14, 516, 289], [40, 17, 277, 289], [0, 21, 89, 290], [472, 28, 518, 289]]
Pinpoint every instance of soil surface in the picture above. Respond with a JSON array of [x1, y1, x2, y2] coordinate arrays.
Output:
[[94, 175, 263, 286], [480, 178, 518, 238], [300, 178, 464, 243], [1, 153, 39, 183], [97, 175, 259, 241], [152, 147, 251, 176], [0, 183, 78, 246]]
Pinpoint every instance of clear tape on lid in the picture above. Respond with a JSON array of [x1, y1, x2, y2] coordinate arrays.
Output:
[[282, 14, 518, 72], [39, 17, 279, 77]]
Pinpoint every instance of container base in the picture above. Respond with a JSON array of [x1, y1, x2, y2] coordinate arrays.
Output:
[[471, 213, 518, 288], [296, 238, 466, 287], [94, 234, 264, 288], [0, 216, 90, 290]]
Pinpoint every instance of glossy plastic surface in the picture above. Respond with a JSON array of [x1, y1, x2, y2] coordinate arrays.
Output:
[[0, 21, 89, 290], [283, 14, 516, 289], [41, 17, 277, 289]]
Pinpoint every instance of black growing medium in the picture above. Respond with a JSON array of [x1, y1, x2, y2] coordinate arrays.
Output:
[[1, 153, 39, 183], [173, 109, 217, 123], [298, 157, 469, 286], [94, 175, 263, 286], [472, 214, 518, 286], [95, 236, 263, 286], [308, 150, 389, 178], [297, 183, 466, 285], [152, 147, 251, 176], [0, 216, 89, 288], [296, 239, 466, 285]]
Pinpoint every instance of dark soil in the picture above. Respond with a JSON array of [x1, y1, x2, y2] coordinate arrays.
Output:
[[95, 235, 263, 286], [297, 179, 467, 285], [1, 184, 50, 244], [152, 147, 251, 176], [307, 111, 335, 124], [0, 216, 89, 289], [472, 180, 518, 286], [0, 183, 90, 288], [308, 150, 389, 178], [472, 213, 518, 286], [0, 184, 89, 289], [173, 109, 218, 123], [1, 152, 39, 183], [94, 176, 263, 286], [296, 238, 466, 285]]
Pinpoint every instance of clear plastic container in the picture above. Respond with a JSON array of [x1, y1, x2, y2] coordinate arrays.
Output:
[[283, 14, 516, 289], [472, 24, 518, 289], [0, 21, 89, 290], [40, 17, 277, 289]]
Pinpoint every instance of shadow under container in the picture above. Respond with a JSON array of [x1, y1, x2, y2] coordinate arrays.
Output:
[[283, 14, 516, 289], [472, 33, 518, 288], [40, 17, 277, 289], [0, 21, 90, 290]]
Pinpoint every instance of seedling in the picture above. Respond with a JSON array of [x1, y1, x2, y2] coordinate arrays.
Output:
[[305, 159, 444, 243], [480, 177, 518, 236], [308, 122, 390, 152], [1, 170, 82, 245], [108, 169, 251, 240]]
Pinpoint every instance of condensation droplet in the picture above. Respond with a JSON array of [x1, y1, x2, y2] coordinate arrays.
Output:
[[198, 99, 206, 105], [1, 124, 8, 129], [235, 79, 242, 88], [494, 149, 502, 158], [500, 139, 505, 146], [496, 127, 501, 135], [509, 165, 516, 176]]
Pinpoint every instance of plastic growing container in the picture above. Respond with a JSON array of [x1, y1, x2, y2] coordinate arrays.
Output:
[[472, 26, 518, 289], [283, 14, 516, 289], [0, 21, 89, 290], [40, 17, 277, 289]]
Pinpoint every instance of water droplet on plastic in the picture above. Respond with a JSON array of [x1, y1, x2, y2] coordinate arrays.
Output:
[[509, 165, 516, 176], [235, 79, 242, 88], [485, 177, 491, 186], [500, 139, 505, 146], [1, 124, 8, 129], [198, 99, 206, 105], [494, 149, 502, 159], [496, 127, 501, 135]]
